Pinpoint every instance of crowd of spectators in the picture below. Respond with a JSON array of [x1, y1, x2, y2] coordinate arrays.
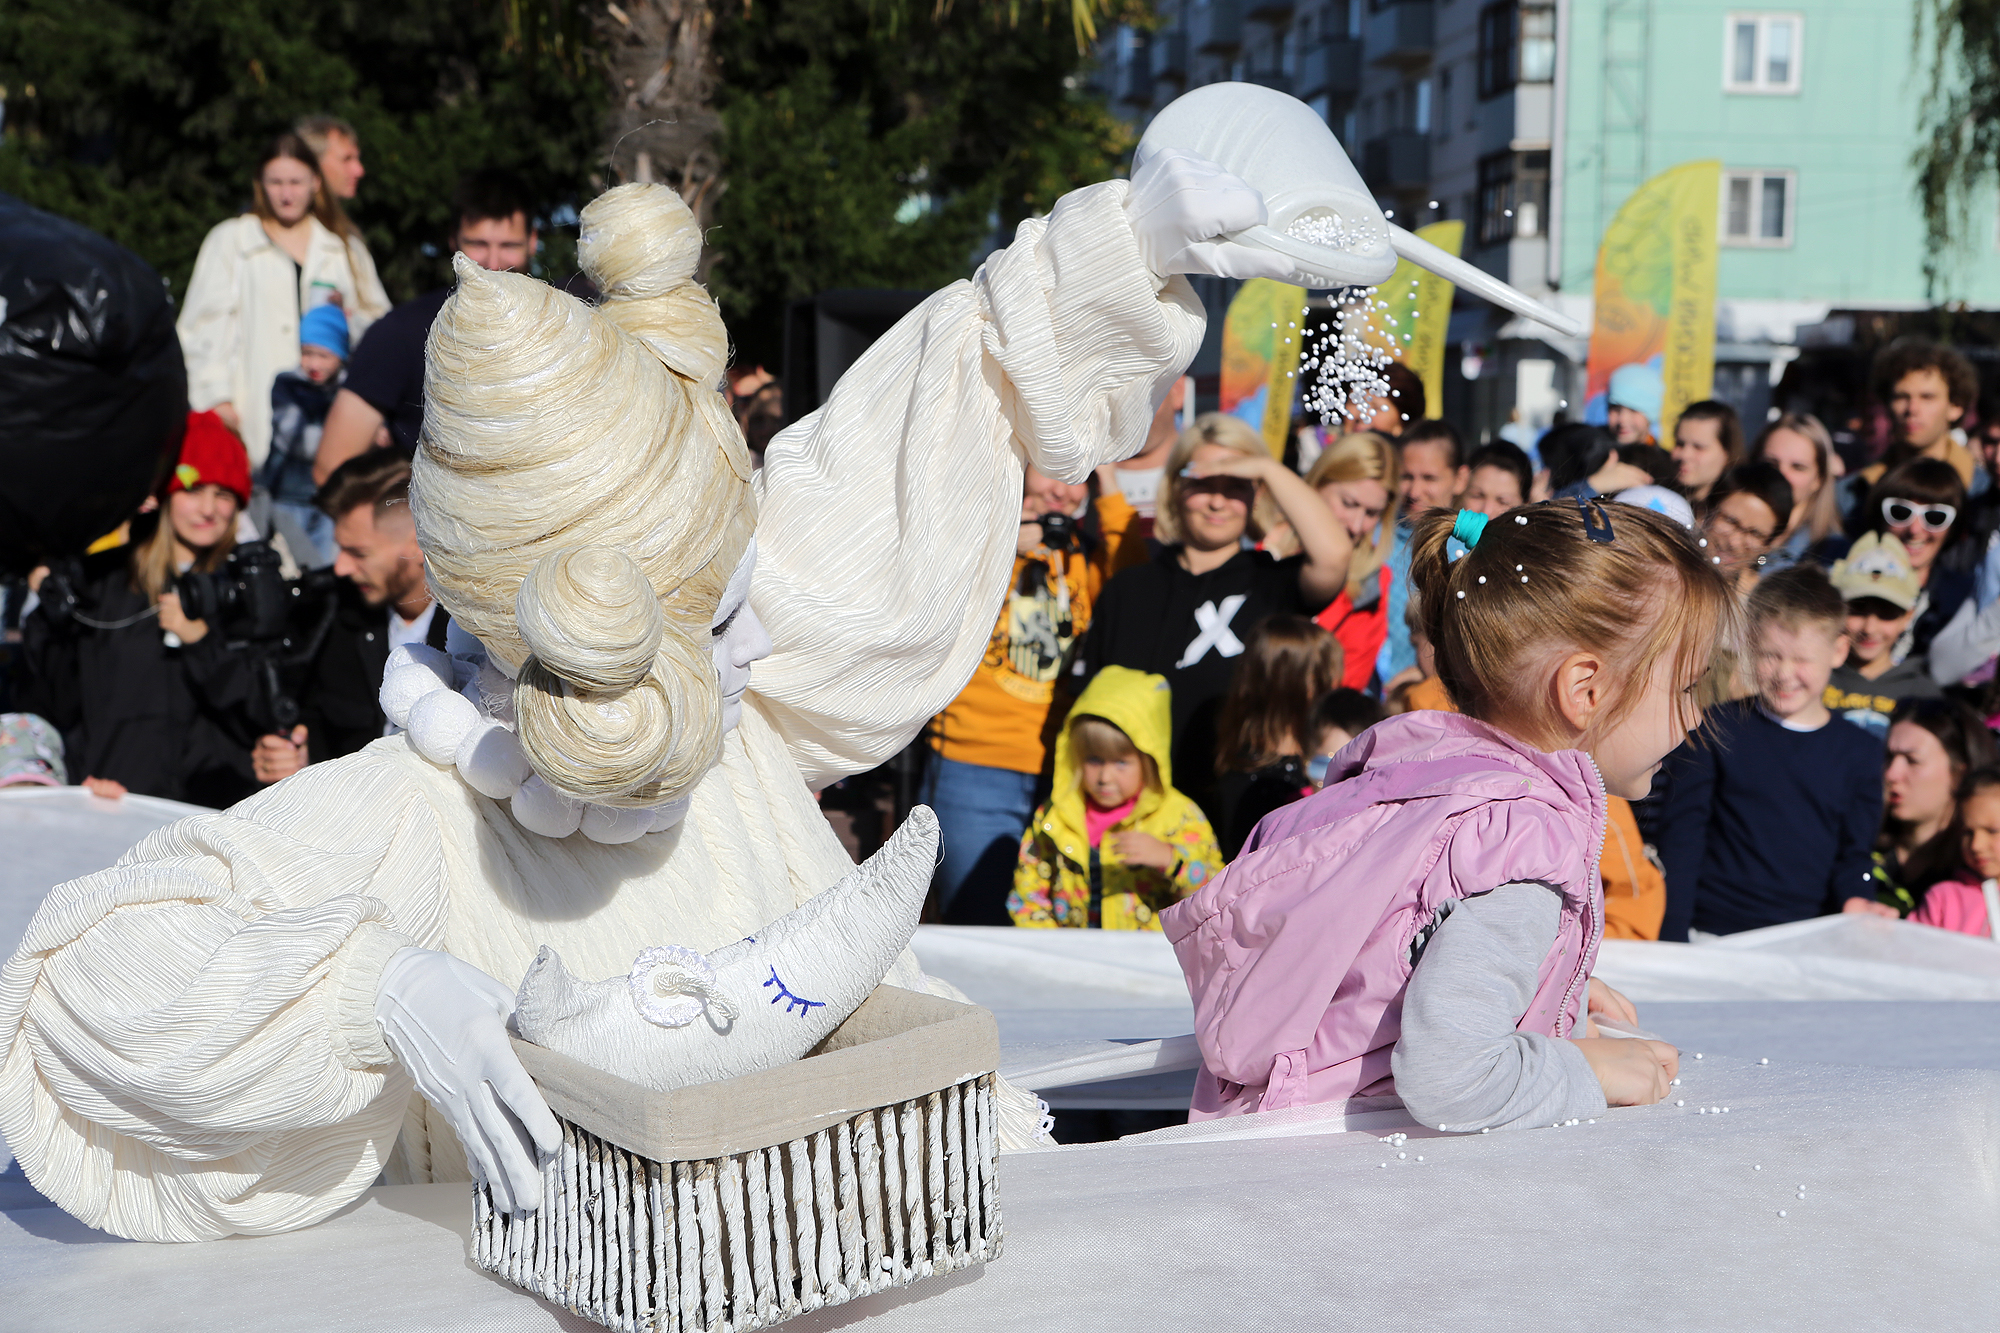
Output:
[[10, 133, 2000, 952], [924, 334, 2000, 948]]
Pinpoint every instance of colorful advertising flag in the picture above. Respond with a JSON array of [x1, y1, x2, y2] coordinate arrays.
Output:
[[1585, 160, 1721, 441], [1220, 278, 1307, 457], [1360, 219, 1463, 420]]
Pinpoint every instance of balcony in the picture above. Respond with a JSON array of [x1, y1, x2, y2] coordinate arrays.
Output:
[[1363, 130, 1431, 189], [1189, 1, 1244, 55], [1150, 30, 1189, 83], [1295, 38, 1362, 100], [1245, 0, 1295, 18], [1365, 0, 1435, 68], [1116, 53, 1154, 105]]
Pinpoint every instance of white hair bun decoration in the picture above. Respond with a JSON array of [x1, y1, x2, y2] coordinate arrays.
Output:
[[406, 689, 481, 766], [378, 633, 693, 841], [514, 775, 584, 839]]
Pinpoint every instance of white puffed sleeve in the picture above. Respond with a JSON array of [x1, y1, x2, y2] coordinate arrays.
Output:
[[748, 179, 1205, 787], [0, 751, 452, 1241], [176, 217, 246, 415]]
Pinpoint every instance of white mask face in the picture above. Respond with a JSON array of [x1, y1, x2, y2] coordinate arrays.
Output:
[[709, 538, 771, 734]]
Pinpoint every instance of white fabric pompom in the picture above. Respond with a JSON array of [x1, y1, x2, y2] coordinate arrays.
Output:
[[513, 776, 583, 838], [381, 660, 452, 730], [406, 689, 480, 766], [387, 642, 452, 683], [580, 803, 653, 844], [648, 797, 692, 833], [456, 722, 533, 800]]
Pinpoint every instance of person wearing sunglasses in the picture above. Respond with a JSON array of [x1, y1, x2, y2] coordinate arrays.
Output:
[[1850, 458, 1975, 670], [1698, 461, 1794, 597]]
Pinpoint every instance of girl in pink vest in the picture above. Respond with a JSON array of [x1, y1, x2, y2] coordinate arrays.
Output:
[[1165, 498, 1734, 1130]]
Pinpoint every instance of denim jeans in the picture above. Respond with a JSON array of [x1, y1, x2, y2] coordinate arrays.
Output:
[[920, 753, 1042, 925]]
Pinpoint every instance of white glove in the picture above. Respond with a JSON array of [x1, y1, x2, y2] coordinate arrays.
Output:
[[376, 946, 563, 1213], [1124, 147, 1294, 282]]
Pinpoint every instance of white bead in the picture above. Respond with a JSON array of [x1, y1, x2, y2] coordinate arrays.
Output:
[[1698, 1108, 1706, 1115], [1477, 576, 1486, 584], [1520, 575, 1528, 583], [406, 689, 480, 766], [1723, 1107, 1730, 1113], [1676, 1100, 1684, 1107], [1380, 1163, 1388, 1168], [1398, 1152, 1406, 1159], [1671, 1078, 1680, 1086], [1759, 1057, 1769, 1065], [1778, 1210, 1787, 1218], [512, 775, 583, 838], [381, 661, 451, 729], [1415, 1155, 1424, 1162], [1694, 1053, 1703, 1059], [1514, 515, 1527, 524], [580, 802, 654, 844], [455, 721, 531, 800], [1587, 1119, 1595, 1124], [1480, 1127, 1489, 1134], [1439, 1124, 1448, 1131], [1456, 590, 1466, 599], [1754, 1165, 1762, 1170]]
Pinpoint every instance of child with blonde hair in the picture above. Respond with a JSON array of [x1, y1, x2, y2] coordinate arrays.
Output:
[[1009, 666, 1221, 930], [1168, 498, 1734, 1131]]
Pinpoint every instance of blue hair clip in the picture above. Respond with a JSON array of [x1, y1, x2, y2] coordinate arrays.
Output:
[[1579, 497, 1616, 544], [1451, 509, 1489, 550]]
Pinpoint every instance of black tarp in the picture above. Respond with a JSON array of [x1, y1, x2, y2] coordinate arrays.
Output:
[[0, 194, 185, 574]]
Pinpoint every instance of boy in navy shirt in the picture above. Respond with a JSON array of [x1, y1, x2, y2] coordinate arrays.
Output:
[[1657, 566, 1890, 939]]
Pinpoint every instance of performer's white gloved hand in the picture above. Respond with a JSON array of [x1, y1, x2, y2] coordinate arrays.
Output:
[[1124, 147, 1294, 282], [376, 946, 563, 1213]]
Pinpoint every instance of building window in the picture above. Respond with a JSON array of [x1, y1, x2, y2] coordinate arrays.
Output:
[[1479, 3, 1556, 99], [1722, 170, 1795, 245], [1476, 150, 1550, 245], [1723, 13, 1802, 93]]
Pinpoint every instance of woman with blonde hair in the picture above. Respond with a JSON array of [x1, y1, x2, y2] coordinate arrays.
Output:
[[19, 412, 265, 806], [1749, 412, 1843, 573], [178, 132, 389, 469], [1303, 430, 1399, 691], [2, 150, 1296, 1240], [1081, 410, 1350, 823]]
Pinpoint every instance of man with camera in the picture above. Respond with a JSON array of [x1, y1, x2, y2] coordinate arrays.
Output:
[[919, 464, 1147, 924], [249, 450, 448, 784]]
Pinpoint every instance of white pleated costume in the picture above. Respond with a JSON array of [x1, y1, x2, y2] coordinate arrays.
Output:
[[0, 179, 1203, 1243]]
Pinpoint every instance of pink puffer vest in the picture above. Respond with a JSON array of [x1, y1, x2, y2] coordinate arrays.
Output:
[[1162, 709, 1607, 1120]]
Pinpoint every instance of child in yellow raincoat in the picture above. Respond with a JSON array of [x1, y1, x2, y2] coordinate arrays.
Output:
[[1008, 665, 1221, 929]]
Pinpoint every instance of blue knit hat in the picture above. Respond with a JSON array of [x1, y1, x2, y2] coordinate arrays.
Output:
[[300, 303, 350, 359]]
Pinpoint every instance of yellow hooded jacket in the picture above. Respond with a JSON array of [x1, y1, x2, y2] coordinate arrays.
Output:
[[1008, 665, 1221, 930]]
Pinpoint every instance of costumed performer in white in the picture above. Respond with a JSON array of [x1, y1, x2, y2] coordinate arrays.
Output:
[[0, 154, 1304, 1243]]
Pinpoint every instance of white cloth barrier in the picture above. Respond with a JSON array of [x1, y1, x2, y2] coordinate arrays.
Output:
[[6, 1055, 1994, 1328], [0, 786, 199, 964]]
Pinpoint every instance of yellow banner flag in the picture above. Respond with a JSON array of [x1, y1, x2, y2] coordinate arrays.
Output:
[[1220, 278, 1307, 457], [1585, 160, 1721, 441], [1361, 219, 1462, 420]]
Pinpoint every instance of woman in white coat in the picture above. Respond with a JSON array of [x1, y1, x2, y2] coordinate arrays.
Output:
[[176, 132, 389, 469], [0, 153, 1290, 1243]]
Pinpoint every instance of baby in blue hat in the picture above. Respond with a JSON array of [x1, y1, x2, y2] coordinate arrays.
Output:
[[264, 303, 352, 562]]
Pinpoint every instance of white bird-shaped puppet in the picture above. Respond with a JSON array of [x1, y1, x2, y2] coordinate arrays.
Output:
[[512, 806, 939, 1093]]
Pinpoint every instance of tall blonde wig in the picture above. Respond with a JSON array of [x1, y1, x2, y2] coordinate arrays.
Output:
[[1305, 430, 1399, 601], [416, 183, 756, 807], [1154, 412, 1282, 544]]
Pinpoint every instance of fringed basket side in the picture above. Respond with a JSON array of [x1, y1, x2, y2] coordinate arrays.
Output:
[[473, 1074, 1004, 1333]]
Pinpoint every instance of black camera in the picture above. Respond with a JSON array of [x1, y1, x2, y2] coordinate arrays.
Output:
[[1031, 511, 1080, 552], [176, 541, 339, 729]]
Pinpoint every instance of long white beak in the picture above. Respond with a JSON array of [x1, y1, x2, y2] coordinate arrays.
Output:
[[1388, 224, 1588, 338]]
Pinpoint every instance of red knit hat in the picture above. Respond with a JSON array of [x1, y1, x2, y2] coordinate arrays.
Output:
[[169, 411, 253, 505]]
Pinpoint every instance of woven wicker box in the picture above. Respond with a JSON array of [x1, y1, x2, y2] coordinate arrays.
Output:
[[472, 985, 1005, 1333]]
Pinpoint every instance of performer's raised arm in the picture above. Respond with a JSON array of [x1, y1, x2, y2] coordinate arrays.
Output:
[[748, 151, 1290, 787]]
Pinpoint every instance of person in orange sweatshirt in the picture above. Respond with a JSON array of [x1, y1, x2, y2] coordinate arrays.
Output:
[[923, 464, 1148, 923]]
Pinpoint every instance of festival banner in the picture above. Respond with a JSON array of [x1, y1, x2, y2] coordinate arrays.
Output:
[[1220, 278, 1307, 457], [1585, 160, 1721, 440], [1361, 219, 1463, 420]]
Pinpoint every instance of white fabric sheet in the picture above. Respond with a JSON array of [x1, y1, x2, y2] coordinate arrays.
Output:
[[5, 1055, 1994, 1330]]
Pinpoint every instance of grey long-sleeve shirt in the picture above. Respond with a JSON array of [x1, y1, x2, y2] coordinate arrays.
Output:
[[1391, 882, 1609, 1132]]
